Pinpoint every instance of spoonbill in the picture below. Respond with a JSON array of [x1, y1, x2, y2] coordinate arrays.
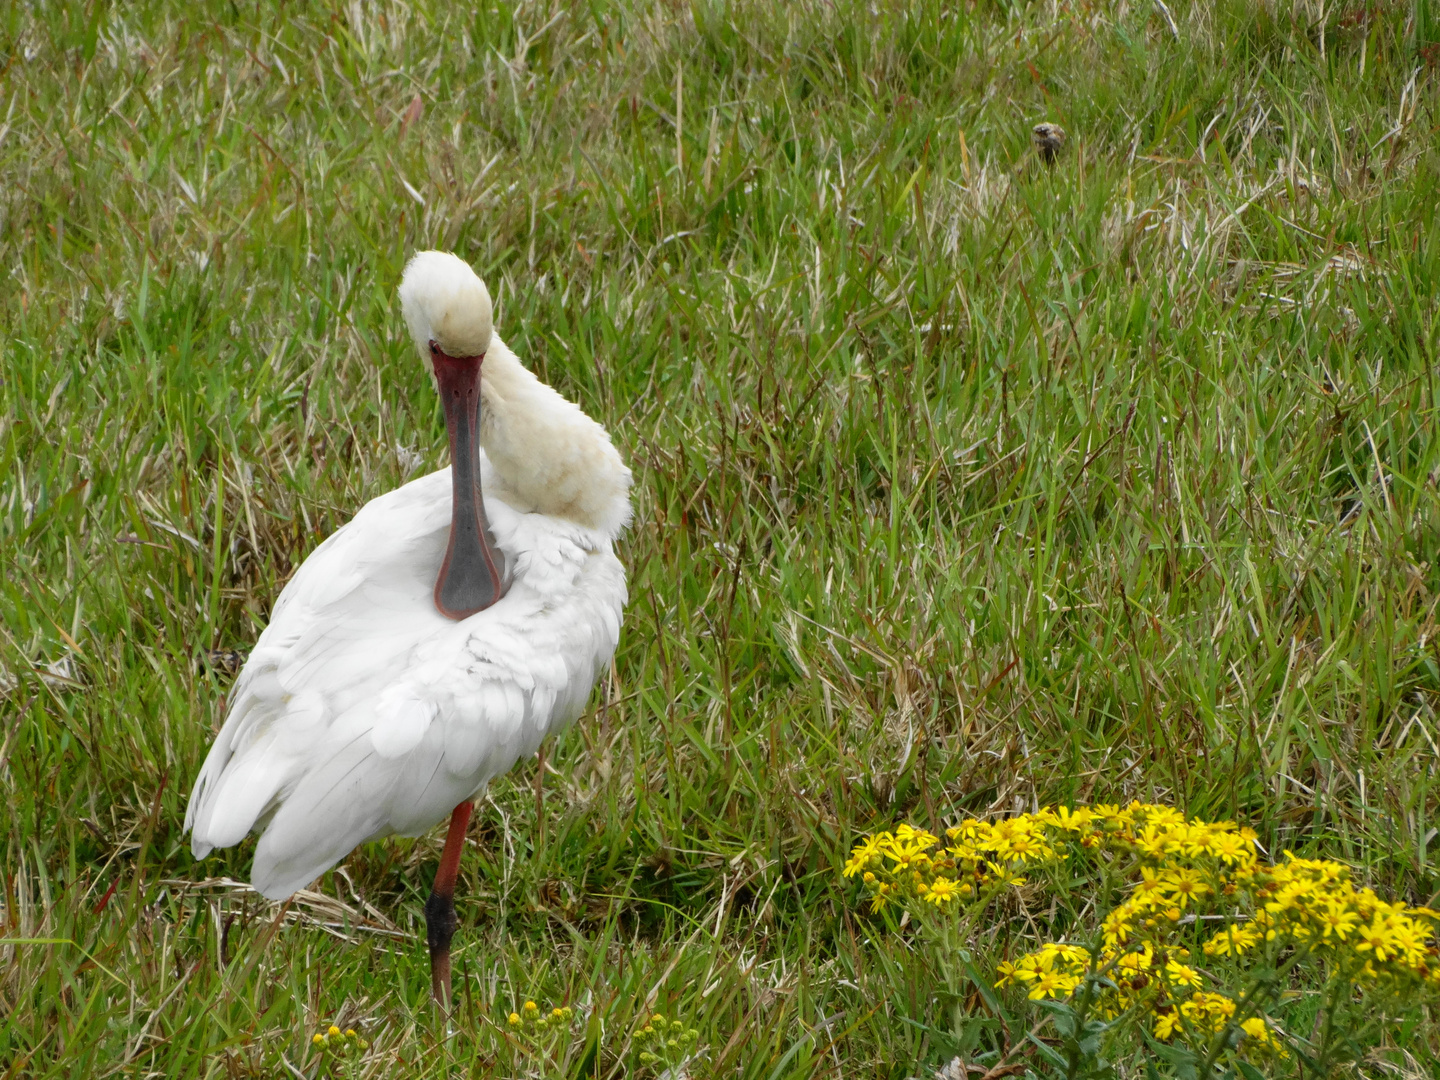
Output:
[[185, 251, 631, 1007]]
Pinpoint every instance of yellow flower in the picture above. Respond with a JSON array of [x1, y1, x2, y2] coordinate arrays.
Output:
[[508, 1012, 522, 1025], [1203, 925, 1259, 956], [844, 835, 884, 877], [1114, 945, 1153, 973], [1209, 830, 1254, 864], [1177, 822, 1226, 858], [1139, 804, 1186, 828], [1164, 961, 1204, 989], [997, 832, 1054, 863], [1102, 900, 1141, 947], [1354, 917, 1399, 961], [947, 820, 993, 847], [1159, 866, 1210, 906], [895, 823, 939, 849], [1133, 824, 1172, 859], [1050, 806, 1096, 832], [1240, 1016, 1279, 1048], [1044, 943, 1091, 968], [312, 1033, 326, 1046], [1316, 901, 1361, 941], [344, 1029, 356, 1038], [886, 839, 933, 871], [1027, 969, 1079, 1000], [1134, 866, 1166, 899], [924, 877, 961, 904], [1154, 1010, 1180, 1039], [524, 1001, 539, 1013], [327, 1025, 341, 1037], [1179, 992, 1236, 1033]]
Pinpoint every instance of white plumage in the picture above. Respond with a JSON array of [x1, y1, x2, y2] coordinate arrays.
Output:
[[185, 253, 631, 906]]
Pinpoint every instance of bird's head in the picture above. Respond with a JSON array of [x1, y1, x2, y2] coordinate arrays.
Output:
[[398, 250, 506, 619], [398, 250, 494, 365]]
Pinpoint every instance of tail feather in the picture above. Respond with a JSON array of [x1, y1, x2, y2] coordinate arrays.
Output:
[[247, 737, 399, 899]]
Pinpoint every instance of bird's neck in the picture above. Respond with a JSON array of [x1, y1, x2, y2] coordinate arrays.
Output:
[[476, 336, 632, 538]]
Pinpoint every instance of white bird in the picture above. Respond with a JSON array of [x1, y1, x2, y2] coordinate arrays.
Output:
[[185, 251, 631, 1007]]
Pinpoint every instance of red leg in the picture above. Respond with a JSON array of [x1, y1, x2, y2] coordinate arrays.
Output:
[[425, 800, 473, 1010]]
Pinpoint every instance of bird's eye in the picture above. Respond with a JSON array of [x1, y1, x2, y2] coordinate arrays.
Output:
[[429, 340, 440, 356]]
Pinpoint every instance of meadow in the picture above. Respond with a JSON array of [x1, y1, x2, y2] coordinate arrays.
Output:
[[3, 0, 1440, 1074]]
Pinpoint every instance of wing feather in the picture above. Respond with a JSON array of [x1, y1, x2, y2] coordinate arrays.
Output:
[[185, 461, 627, 898]]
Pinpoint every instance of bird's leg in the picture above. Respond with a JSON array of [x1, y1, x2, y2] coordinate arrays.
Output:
[[425, 800, 474, 1011]]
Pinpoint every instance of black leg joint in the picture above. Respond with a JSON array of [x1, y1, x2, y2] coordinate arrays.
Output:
[[425, 889, 459, 960]]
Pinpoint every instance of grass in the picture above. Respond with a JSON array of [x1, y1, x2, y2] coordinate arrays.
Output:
[[3, 0, 1440, 1074]]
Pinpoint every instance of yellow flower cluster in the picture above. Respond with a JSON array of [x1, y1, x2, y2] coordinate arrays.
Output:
[[1203, 855, 1439, 980], [635, 1013, 701, 1068], [995, 939, 1210, 1014], [311, 1023, 368, 1052], [843, 821, 1041, 912], [507, 1000, 573, 1031], [995, 942, 1090, 999], [1150, 992, 1282, 1051], [846, 802, 1440, 1056], [1093, 834, 1439, 997]]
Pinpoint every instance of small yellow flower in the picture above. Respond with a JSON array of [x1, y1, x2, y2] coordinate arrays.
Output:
[[1051, 806, 1095, 832], [1240, 1017, 1277, 1045], [995, 960, 1021, 987], [1203, 925, 1259, 956], [1134, 866, 1165, 897], [1164, 961, 1203, 989], [923, 877, 961, 904], [1209, 830, 1254, 864], [1354, 917, 1399, 961], [524, 1001, 539, 1013], [508, 1012, 522, 1025], [844, 835, 885, 877], [1027, 969, 1078, 1000], [312, 1033, 326, 1046], [344, 1028, 356, 1038], [327, 1025, 341, 1037], [1159, 866, 1210, 905], [1133, 824, 1171, 859], [1317, 902, 1361, 940], [1114, 945, 1153, 973]]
